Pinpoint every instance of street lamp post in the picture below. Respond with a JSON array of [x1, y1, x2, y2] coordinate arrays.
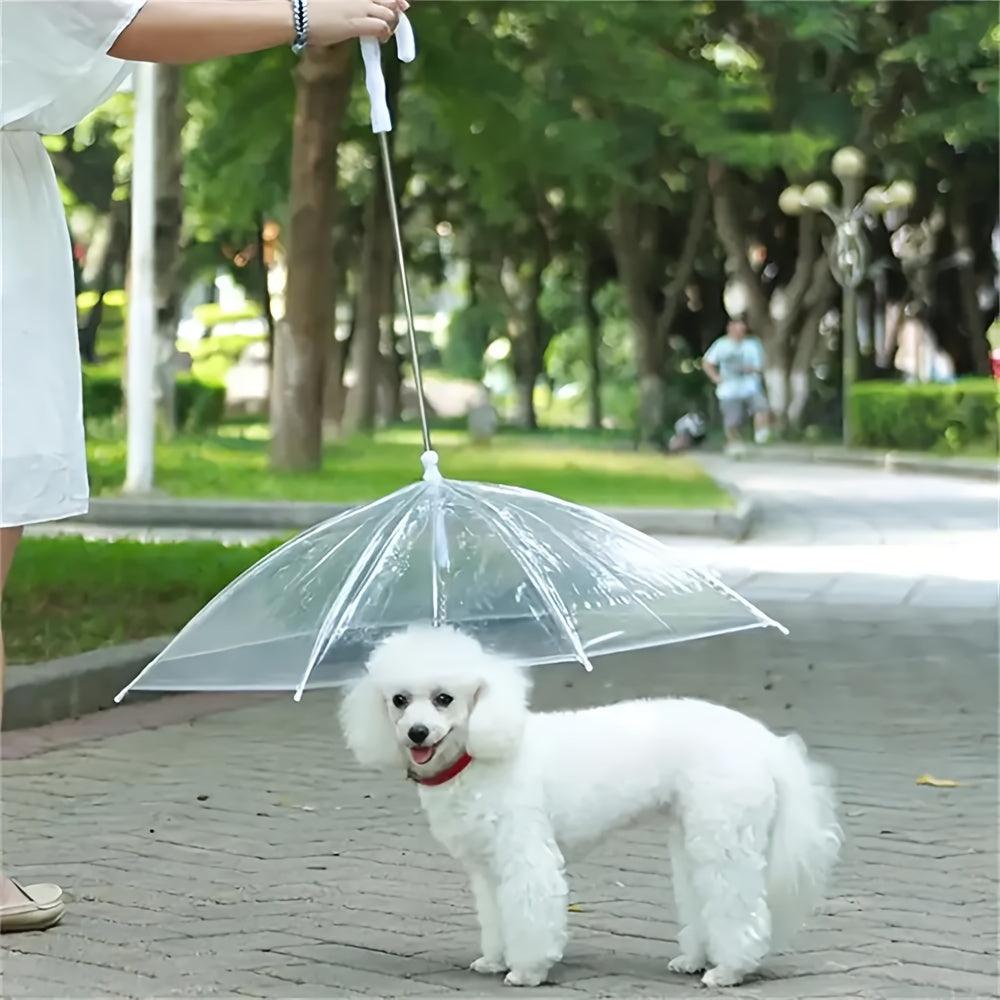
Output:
[[124, 62, 158, 494], [779, 147, 915, 444]]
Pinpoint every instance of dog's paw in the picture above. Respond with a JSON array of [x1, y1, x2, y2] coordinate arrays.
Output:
[[503, 969, 546, 988], [701, 966, 745, 988], [668, 954, 706, 975], [471, 957, 508, 975]]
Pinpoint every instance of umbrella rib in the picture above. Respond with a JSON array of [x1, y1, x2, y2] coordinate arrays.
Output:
[[299, 516, 389, 588], [453, 484, 594, 671], [294, 490, 420, 701], [478, 482, 785, 633], [497, 496, 678, 637]]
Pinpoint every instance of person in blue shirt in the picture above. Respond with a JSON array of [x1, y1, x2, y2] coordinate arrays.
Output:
[[702, 318, 771, 448]]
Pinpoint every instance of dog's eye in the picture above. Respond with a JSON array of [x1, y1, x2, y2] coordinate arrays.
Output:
[[391, 694, 409, 709], [433, 693, 453, 708]]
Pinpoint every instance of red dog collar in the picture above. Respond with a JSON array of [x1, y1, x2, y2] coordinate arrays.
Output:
[[414, 752, 473, 787]]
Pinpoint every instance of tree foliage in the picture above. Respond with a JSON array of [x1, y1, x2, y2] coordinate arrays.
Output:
[[57, 0, 999, 450]]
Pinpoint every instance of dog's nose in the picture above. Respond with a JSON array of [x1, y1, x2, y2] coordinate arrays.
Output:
[[408, 724, 430, 745]]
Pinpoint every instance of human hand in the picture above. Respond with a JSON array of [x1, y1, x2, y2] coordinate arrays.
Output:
[[311, 0, 410, 45]]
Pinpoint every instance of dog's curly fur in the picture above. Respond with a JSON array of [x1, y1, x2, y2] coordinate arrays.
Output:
[[340, 626, 841, 988]]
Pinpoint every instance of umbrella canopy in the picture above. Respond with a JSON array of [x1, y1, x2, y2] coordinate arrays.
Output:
[[117, 451, 784, 702]]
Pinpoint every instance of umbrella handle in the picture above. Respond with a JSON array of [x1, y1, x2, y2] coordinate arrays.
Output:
[[360, 14, 435, 459], [359, 15, 416, 134]]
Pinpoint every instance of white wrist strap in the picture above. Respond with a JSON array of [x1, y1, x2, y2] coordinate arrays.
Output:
[[359, 14, 416, 134]]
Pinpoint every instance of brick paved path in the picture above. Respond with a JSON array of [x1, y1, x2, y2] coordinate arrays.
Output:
[[4, 460, 998, 998], [3, 601, 996, 1000]]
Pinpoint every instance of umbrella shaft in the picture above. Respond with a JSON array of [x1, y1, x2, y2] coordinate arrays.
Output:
[[378, 132, 432, 454]]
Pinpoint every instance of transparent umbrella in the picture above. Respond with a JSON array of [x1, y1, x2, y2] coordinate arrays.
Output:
[[116, 22, 786, 704], [117, 448, 786, 701]]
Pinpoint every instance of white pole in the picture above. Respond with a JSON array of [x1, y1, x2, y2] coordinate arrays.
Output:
[[124, 62, 157, 494]]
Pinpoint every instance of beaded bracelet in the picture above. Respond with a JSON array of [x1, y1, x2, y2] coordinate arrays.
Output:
[[290, 0, 309, 54]]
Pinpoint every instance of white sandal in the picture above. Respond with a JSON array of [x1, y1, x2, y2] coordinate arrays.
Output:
[[0, 879, 65, 932]]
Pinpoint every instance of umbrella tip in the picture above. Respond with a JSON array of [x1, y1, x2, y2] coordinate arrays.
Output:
[[420, 450, 443, 483], [113, 690, 126, 704]]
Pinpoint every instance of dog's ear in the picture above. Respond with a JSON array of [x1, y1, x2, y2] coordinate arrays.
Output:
[[466, 665, 531, 762], [339, 674, 402, 771]]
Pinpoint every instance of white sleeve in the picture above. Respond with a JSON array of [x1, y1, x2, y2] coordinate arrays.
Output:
[[1, 0, 146, 131], [749, 339, 766, 369]]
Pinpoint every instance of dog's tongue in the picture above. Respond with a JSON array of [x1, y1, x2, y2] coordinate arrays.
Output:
[[410, 746, 435, 766]]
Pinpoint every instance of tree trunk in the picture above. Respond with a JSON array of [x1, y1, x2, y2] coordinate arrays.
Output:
[[508, 303, 542, 431], [501, 253, 546, 431], [271, 45, 353, 471], [347, 183, 393, 432], [654, 182, 710, 344], [152, 65, 185, 436], [765, 233, 825, 430], [513, 361, 539, 429], [608, 193, 663, 444], [787, 264, 835, 428], [707, 162, 773, 338], [582, 248, 603, 430], [379, 265, 403, 425], [514, 322, 542, 430], [256, 213, 276, 367], [950, 182, 990, 375], [322, 293, 355, 435], [323, 339, 350, 434], [347, 61, 400, 434], [79, 199, 130, 362]]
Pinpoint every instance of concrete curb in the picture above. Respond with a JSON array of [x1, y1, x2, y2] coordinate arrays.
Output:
[[732, 445, 996, 482], [77, 494, 756, 540], [595, 499, 754, 541], [4, 637, 169, 732]]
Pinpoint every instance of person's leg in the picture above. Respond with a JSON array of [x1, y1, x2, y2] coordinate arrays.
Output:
[[751, 393, 771, 444], [1, 525, 65, 931], [719, 400, 744, 444]]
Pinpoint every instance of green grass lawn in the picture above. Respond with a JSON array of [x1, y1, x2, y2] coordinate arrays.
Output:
[[5, 536, 277, 664], [87, 426, 729, 510]]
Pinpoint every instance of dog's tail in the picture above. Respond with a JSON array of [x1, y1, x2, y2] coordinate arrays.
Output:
[[766, 734, 842, 948]]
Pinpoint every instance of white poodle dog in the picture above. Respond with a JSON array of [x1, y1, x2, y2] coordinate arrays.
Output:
[[339, 625, 841, 989]]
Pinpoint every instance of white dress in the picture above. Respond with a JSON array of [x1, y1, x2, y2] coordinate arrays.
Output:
[[0, 0, 144, 526]]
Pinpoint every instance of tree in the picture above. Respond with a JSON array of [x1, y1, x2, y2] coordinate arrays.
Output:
[[184, 48, 296, 375], [46, 94, 132, 360], [153, 65, 185, 435], [581, 237, 614, 429], [271, 44, 353, 471], [344, 58, 401, 433], [875, 0, 998, 374], [345, 175, 395, 431], [89, 0, 996, 452]]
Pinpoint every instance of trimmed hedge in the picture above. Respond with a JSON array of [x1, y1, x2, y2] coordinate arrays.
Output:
[[82, 370, 226, 431], [82, 371, 123, 422], [849, 378, 998, 452], [177, 374, 227, 429]]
